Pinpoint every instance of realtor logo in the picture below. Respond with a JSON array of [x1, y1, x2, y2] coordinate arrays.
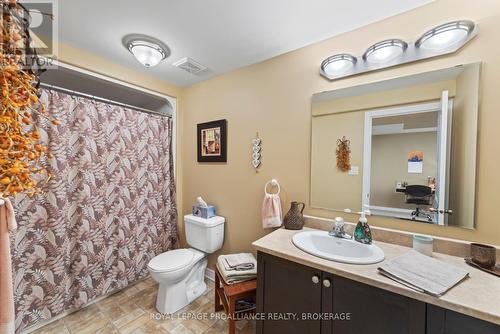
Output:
[[22, 0, 58, 56], [1, 0, 58, 66]]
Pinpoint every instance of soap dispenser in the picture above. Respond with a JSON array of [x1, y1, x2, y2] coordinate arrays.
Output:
[[354, 211, 372, 244]]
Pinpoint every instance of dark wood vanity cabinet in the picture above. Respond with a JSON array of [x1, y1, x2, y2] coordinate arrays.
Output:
[[256, 252, 499, 334], [256, 252, 424, 334], [426, 304, 499, 334], [255, 250, 323, 334], [331, 275, 425, 334]]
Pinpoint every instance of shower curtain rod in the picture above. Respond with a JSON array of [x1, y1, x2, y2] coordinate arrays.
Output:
[[39, 83, 171, 118]]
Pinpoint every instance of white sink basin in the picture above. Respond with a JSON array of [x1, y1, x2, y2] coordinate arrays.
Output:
[[292, 230, 385, 264]]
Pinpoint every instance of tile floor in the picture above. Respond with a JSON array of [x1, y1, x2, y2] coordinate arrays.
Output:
[[36, 277, 255, 334]]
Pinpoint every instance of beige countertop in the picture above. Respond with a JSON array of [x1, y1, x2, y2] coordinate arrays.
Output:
[[252, 227, 500, 325]]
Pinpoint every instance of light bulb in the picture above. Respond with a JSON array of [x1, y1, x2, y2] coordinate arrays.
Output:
[[363, 39, 407, 64], [321, 54, 356, 76], [125, 38, 168, 68], [130, 44, 164, 67], [416, 20, 474, 51]]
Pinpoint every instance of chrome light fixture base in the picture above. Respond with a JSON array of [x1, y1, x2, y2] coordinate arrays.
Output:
[[320, 20, 477, 81]]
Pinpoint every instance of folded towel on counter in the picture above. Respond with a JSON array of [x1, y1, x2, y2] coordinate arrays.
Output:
[[262, 193, 282, 228], [0, 198, 17, 334], [221, 253, 256, 271], [378, 250, 469, 297], [217, 254, 257, 285]]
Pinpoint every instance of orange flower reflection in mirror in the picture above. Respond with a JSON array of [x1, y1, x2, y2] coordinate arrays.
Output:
[[336, 136, 351, 172], [1, 0, 58, 197]]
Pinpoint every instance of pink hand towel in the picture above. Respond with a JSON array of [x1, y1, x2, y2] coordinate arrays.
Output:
[[262, 193, 282, 228], [0, 198, 16, 334]]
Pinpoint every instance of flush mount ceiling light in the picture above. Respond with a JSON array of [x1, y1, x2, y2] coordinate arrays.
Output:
[[128, 41, 165, 67], [363, 39, 407, 64], [320, 20, 477, 81], [321, 54, 357, 76], [122, 34, 170, 68], [415, 20, 475, 51]]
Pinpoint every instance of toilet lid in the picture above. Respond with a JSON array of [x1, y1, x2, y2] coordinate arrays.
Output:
[[148, 249, 194, 272]]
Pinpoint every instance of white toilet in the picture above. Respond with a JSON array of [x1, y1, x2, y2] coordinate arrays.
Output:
[[148, 214, 225, 314]]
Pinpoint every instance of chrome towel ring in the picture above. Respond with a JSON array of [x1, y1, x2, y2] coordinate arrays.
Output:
[[264, 179, 280, 195]]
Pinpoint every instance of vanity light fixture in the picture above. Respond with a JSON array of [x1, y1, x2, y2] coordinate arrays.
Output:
[[363, 39, 407, 64], [122, 34, 170, 68], [320, 54, 357, 76], [320, 20, 477, 81], [415, 20, 475, 51]]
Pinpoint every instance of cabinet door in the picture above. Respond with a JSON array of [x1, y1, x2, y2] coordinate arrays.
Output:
[[427, 304, 500, 334], [321, 272, 334, 334], [256, 252, 322, 334], [331, 275, 425, 334]]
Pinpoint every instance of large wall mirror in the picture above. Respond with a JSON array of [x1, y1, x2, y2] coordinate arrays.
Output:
[[310, 63, 480, 229]]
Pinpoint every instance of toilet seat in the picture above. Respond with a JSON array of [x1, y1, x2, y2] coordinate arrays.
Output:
[[148, 249, 195, 273]]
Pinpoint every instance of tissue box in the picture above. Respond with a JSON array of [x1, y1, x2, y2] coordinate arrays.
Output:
[[192, 205, 216, 219]]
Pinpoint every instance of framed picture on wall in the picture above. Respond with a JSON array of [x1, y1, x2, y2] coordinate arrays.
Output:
[[197, 119, 227, 162]]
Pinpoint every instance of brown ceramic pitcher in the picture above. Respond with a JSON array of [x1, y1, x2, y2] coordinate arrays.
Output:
[[283, 201, 305, 230]]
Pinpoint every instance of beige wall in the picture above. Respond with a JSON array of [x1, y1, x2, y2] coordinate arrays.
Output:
[[310, 110, 364, 211], [371, 132, 437, 208], [180, 0, 500, 269]]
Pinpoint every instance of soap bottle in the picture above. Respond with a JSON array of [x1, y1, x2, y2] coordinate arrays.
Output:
[[354, 211, 372, 244]]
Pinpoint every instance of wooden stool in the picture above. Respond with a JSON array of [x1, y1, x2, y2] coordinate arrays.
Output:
[[214, 266, 257, 334]]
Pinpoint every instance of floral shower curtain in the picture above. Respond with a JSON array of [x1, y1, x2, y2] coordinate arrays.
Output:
[[10, 89, 178, 332]]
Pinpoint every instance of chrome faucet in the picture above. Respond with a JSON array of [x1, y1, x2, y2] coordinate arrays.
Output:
[[329, 217, 352, 239]]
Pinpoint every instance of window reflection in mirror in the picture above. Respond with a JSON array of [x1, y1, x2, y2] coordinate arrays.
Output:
[[310, 63, 480, 229]]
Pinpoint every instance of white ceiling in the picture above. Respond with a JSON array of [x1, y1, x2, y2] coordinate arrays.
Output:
[[57, 0, 432, 87]]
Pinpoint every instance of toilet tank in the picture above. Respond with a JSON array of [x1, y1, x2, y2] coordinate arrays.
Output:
[[184, 214, 225, 253]]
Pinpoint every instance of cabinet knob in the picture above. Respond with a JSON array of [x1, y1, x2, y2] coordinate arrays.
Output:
[[323, 279, 331, 288], [312, 275, 320, 284]]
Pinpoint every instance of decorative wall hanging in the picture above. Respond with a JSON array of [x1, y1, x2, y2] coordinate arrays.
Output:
[[0, 1, 59, 197], [252, 132, 262, 170], [408, 150, 424, 174], [336, 136, 351, 172], [197, 119, 227, 162], [320, 20, 478, 81]]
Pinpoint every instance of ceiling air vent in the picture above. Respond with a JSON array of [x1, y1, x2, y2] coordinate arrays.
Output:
[[172, 57, 207, 75]]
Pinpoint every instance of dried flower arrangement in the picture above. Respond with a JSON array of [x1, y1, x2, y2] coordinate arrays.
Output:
[[336, 136, 351, 172], [1, 0, 58, 197]]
